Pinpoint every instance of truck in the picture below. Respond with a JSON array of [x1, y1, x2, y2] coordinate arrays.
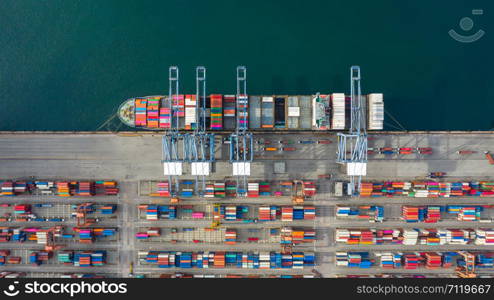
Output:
[[334, 182, 343, 197], [429, 172, 446, 178], [485, 152, 494, 165], [458, 150, 477, 155]]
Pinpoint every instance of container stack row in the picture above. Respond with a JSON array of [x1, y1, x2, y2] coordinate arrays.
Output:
[[141, 251, 315, 269], [358, 181, 494, 198]]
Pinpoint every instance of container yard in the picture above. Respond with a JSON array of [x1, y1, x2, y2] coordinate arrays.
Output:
[[1, 130, 494, 278]]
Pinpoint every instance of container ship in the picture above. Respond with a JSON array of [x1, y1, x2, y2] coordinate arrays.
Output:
[[118, 93, 384, 131]]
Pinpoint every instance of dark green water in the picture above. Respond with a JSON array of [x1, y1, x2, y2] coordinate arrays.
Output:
[[0, 0, 493, 131]]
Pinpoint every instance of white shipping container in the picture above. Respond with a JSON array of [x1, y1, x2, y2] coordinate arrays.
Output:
[[262, 96, 274, 103], [367, 93, 384, 130], [288, 107, 300, 117], [331, 93, 345, 129]]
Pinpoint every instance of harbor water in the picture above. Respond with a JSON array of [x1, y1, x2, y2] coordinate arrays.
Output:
[[0, 0, 493, 131]]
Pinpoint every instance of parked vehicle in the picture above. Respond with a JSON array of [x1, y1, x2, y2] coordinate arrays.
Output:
[[486, 152, 494, 165], [428, 172, 446, 178], [458, 150, 477, 155], [317, 139, 331, 144]]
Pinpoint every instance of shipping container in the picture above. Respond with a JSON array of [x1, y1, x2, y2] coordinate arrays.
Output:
[[274, 96, 286, 129], [210, 94, 223, 130], [261, 96, 274, 128]]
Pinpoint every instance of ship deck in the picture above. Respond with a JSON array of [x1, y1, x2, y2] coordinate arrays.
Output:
[[117, 94, 367, 131]]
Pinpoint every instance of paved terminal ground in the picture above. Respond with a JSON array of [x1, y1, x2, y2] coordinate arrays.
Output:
[[0, 132, 494, 278]]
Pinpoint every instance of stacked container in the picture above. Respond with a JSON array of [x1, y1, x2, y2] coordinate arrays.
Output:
[[402, 206, 420, 222], [35, 181, 55, 194], [367, 93, 384, 130], [13, 182, 27, 194], [7, 257, 21, 264], [144, 251, 313, 269], [336, 252, 373, 268], [336, 206, 384, 223], [144, 205, 158, 221], [403, 254, 420, 269], [259, 182, 270, 196], [210, 94, 223, 130], [287, 96, 300, 129], [159, 104, 171, 129], [135, 98, 147, 126], [14, 204, 30, 214], [1, 181, 14, 196], [403, 229, 419, 245], [225, 181, 237, 197], [214, 182, 225, 198], [58, 251, 73, 264], [475, 229, 494, 245], [205, 184, 214, 197], [223, 206, 245, 221], [77, 228, 93, 243], [274, 96, 286, 128], [281, 207, 293, 222], [99, 205, 116, 215], [157, 182, 170, 197], [223, 95, 236, 130], [213, 252, 225, 268], [457, 206, 480, 221], [224, 230, 237, 245], [146, 98, 160, 128], [56, 182, 71, 196], [101, 181, 119, 195], [247, 182, 259, 197], [77, 182, 94, 196], [184, 95, 197, 130], [425, 252, 442, 269], [179, 180, 194, 197], [237, 95, 249, 130], [261, 96, 274, 128], [258, 206, 272, 221], [331, 93, 345, 129], [379, 252, 401, 269], [303, 206, 316, 219]]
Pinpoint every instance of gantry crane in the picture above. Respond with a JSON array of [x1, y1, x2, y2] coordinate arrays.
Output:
[[183, 66, 215, 196], [42, 225, 64, 252], [292, 180, 305, 204], [229, 66, 253, 196], [162, 66, 184, 197], [336, 66, 368, 196], [75, 202, 95, 227], [456, 251, 476, 278]]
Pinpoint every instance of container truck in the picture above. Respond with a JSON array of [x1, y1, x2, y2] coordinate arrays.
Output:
[[334, 182, 343, 197], [485, 152, 494, 165]]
